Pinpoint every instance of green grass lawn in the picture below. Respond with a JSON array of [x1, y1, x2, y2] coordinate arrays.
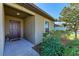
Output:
[[67, 33, 79, 40], [53, 31, 79, 40]]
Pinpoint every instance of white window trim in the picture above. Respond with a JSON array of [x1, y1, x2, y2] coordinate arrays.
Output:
[[44, 20, 49, 32]]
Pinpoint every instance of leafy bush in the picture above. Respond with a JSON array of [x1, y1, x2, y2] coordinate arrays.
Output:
[[40, 34, 65, 56], [63, 46, 79, 56], [68, 40, 79, 47], [40, 30, 79, 56], [64, 40, 79, 56]]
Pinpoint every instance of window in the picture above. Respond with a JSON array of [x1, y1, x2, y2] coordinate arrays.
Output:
[[45, 21, 49, 32]]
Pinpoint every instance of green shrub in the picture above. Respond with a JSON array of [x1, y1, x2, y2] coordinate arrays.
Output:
[[41, 32, 65, 56], [63, 46, 79, 56], [40, 30, 79, 56], [68, 40, 79, 47], [40, 38, 65, 56]]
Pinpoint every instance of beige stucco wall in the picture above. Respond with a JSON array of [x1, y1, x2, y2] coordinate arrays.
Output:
[[35, 14, 53, 44], [35, 14, 44, 44], [0, 3, 54, 55], [4, 12, 53, 45], [24, 16, 35, 44], [5, 15, 24, 38], [0, 4, 5, 56], [4, 3, 54, 44]]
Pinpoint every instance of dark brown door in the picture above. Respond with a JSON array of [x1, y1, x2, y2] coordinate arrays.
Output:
[[9, 20, 21, 39]]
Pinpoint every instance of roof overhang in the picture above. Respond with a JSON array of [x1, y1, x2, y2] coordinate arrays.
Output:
[[18, 3, 54, 21]]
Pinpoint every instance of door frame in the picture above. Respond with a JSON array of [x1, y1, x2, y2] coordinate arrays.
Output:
[[5, 16, 24, 40], [9, 20, 21, 39]]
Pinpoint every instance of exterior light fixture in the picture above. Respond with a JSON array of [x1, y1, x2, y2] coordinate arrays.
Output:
[[17, 13, 20, 15]]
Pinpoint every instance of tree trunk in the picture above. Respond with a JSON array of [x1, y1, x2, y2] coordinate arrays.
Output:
[[75, 30, 77, 39]]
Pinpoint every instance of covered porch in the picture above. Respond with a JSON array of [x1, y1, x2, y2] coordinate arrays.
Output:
[[0, 4, 37, 55], [4, 39, 39, 56]]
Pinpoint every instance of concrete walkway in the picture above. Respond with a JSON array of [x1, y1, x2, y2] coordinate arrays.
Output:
[[4, 39, 39, 56]]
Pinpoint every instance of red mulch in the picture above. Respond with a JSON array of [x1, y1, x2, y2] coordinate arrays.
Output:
[[32, 43, 41, 54], [61, 37, 71, 45]]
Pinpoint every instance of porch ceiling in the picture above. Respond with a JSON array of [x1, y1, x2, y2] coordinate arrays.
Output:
[[4, 5, 32, 19]]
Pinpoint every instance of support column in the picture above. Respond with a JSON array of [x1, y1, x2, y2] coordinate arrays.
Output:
[[0, 3, 5, 56]]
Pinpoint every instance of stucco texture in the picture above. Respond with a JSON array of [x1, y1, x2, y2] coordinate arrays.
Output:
[[0, 4, 5, 56], [4, 3, 54, 45], [24, 16, 35, 44], [35, 14, 53, 44], [0, 3, 54, 55]]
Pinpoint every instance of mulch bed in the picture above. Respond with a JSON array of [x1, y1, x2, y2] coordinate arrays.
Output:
[[61, 39, 71, 45], [33, 38, 71, 55], [32, 43, 41, 54]]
